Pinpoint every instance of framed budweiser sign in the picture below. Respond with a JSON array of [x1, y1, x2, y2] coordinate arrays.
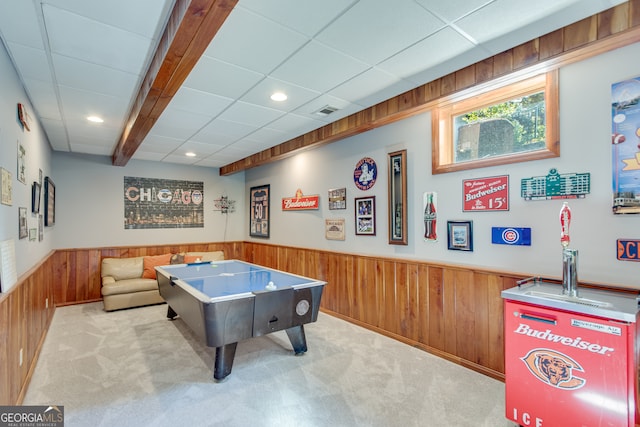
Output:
[[463, 175, 509, 212], [282, 189, 319, 211]]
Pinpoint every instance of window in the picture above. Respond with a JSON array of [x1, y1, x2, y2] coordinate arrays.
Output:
[[432, 70, 559, 174]]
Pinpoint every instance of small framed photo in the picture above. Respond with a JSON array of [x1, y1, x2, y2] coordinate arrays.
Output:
[[325, 218, 345, 240], [249, 184, 270, 238], [44, 177, 55, 227], [19, 207, 28, 239], [447, 220, 473, 251], [32, 182, 41, 214], [355, 196, 376, 235], [328, 188, 346, 210]]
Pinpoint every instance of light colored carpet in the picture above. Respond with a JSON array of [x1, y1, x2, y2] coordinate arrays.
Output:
[[24, 302, 513, 426]]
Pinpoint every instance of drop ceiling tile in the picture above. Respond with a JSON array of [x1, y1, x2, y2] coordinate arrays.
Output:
[[416, 0, 493, 22], [169, 87, 234, 117], [52, 54, 139, 99], [0, 1, 45, 50], [45, 0, 173, 39], [239, 0, 357, 37], [455, 0, 578, 44], [240, 77, 321, 112], [7, 43, 51, 82], [294, 94, 360, 122], [148, 107, 213, 141], [270, 40, 370, 93], [160, 153, 200, 165], [43, 4, 151, 75], [316, 0, 445, 65], [239, 126, 291, 147], [132, 151, 167, 162], [137, 135, 184, 153], [377, 27, 477, 83], [69, 142, 112, 156], [218, 101, 285, 128], [204, 7, 309, 75], [183, 56, 265, 99], [40, 118, 69, 151], [328, 67, 413, 105], [22, 79, 61, 121], [176, 141, 225, 156], [189, 118, 257, 144], [58, 85, 129, 124], [264, 113, 325, 136], [194, 156, 226, 168]]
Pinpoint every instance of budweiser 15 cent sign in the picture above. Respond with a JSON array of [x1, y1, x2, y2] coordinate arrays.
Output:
[[463, 175, 509, 211], [282, 189, 319, 210]]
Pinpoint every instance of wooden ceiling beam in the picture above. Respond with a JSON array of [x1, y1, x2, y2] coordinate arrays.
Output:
[[112, 0, 237, 166]]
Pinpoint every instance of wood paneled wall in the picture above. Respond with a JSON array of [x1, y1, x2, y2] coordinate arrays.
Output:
[[2, 241, 634, 405], [0, 242, 243, 405], [52, 241, 244, 306], [243, 242, 521, 379], [0, 253, 56, 405]]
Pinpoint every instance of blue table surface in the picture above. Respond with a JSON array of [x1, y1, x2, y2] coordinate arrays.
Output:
[[157, 260, 317, 299]]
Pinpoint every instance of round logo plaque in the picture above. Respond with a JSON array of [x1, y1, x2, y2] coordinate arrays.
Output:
[[353, 157, 377, 190]]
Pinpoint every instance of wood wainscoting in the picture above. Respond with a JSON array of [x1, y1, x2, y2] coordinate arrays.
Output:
[[0, 252, 56, 406], [242, 242, 522, 380], [1, 240, 537, 405]]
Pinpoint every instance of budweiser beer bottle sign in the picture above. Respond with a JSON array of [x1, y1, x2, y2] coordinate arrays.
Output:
[[423, 192, 437, 241], [560, 202, 571, 247]]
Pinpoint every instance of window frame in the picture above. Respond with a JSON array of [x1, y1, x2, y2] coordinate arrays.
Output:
[[432, 70, 559, 174]]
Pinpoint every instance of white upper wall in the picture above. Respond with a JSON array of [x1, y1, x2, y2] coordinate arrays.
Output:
[[0, 39, 53, 285], [51, 152, 246, 248], [246, 42, 640, 289]]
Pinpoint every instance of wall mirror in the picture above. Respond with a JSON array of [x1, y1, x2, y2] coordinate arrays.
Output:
[[388, 150, 407, 245]]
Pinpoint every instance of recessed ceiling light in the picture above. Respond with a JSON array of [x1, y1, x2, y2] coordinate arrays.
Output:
[[185, 152, 196, 157], [270, 92, 287, 102], [86, 116, 104, 123]]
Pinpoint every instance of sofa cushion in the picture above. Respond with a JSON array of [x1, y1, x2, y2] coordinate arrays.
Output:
[[142, 254, 172, 279], [170, 253, 201, 264], [102, 257, 144, 281], [101, 278, 159, 296]]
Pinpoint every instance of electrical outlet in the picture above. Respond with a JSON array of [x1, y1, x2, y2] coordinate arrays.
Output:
[[19, 348, 23, 367]]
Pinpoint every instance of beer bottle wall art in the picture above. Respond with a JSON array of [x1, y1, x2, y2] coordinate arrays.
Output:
[[423, 192, 437, 241]]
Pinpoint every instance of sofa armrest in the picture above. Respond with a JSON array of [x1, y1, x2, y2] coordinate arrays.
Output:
[[102, 276, 116, 286]]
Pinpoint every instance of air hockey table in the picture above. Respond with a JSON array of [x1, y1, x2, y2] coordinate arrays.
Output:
[[155, 260, 326, 381]]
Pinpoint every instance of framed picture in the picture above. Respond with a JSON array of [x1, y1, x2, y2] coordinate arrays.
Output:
[[447, 220, 473, 251], [388, 150, 407, 245], [328, 187, 346, 210], [19, 207, 27, 239], [325, 218, 345, 240], [1, 167, 12, 206], [17, 141, 26, 184], [249, 184, 270, 238], [355, 196, 376, 235], [32, 182, 41, 213], [44, 177, 55, 227]]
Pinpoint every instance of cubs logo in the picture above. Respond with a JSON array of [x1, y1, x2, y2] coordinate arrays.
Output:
[[521, 348, 586, 389]]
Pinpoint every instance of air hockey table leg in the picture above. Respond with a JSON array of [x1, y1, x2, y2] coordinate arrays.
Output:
[[166, 305, 178, 320], [214, 342, 238, 382], [285, 325, 308, 355]]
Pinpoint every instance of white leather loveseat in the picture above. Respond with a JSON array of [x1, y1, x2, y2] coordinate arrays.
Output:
[[100, 251, 225, 311]]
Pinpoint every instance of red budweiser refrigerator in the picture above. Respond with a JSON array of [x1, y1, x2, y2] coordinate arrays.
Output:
[[502, 284, 640, 427]]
